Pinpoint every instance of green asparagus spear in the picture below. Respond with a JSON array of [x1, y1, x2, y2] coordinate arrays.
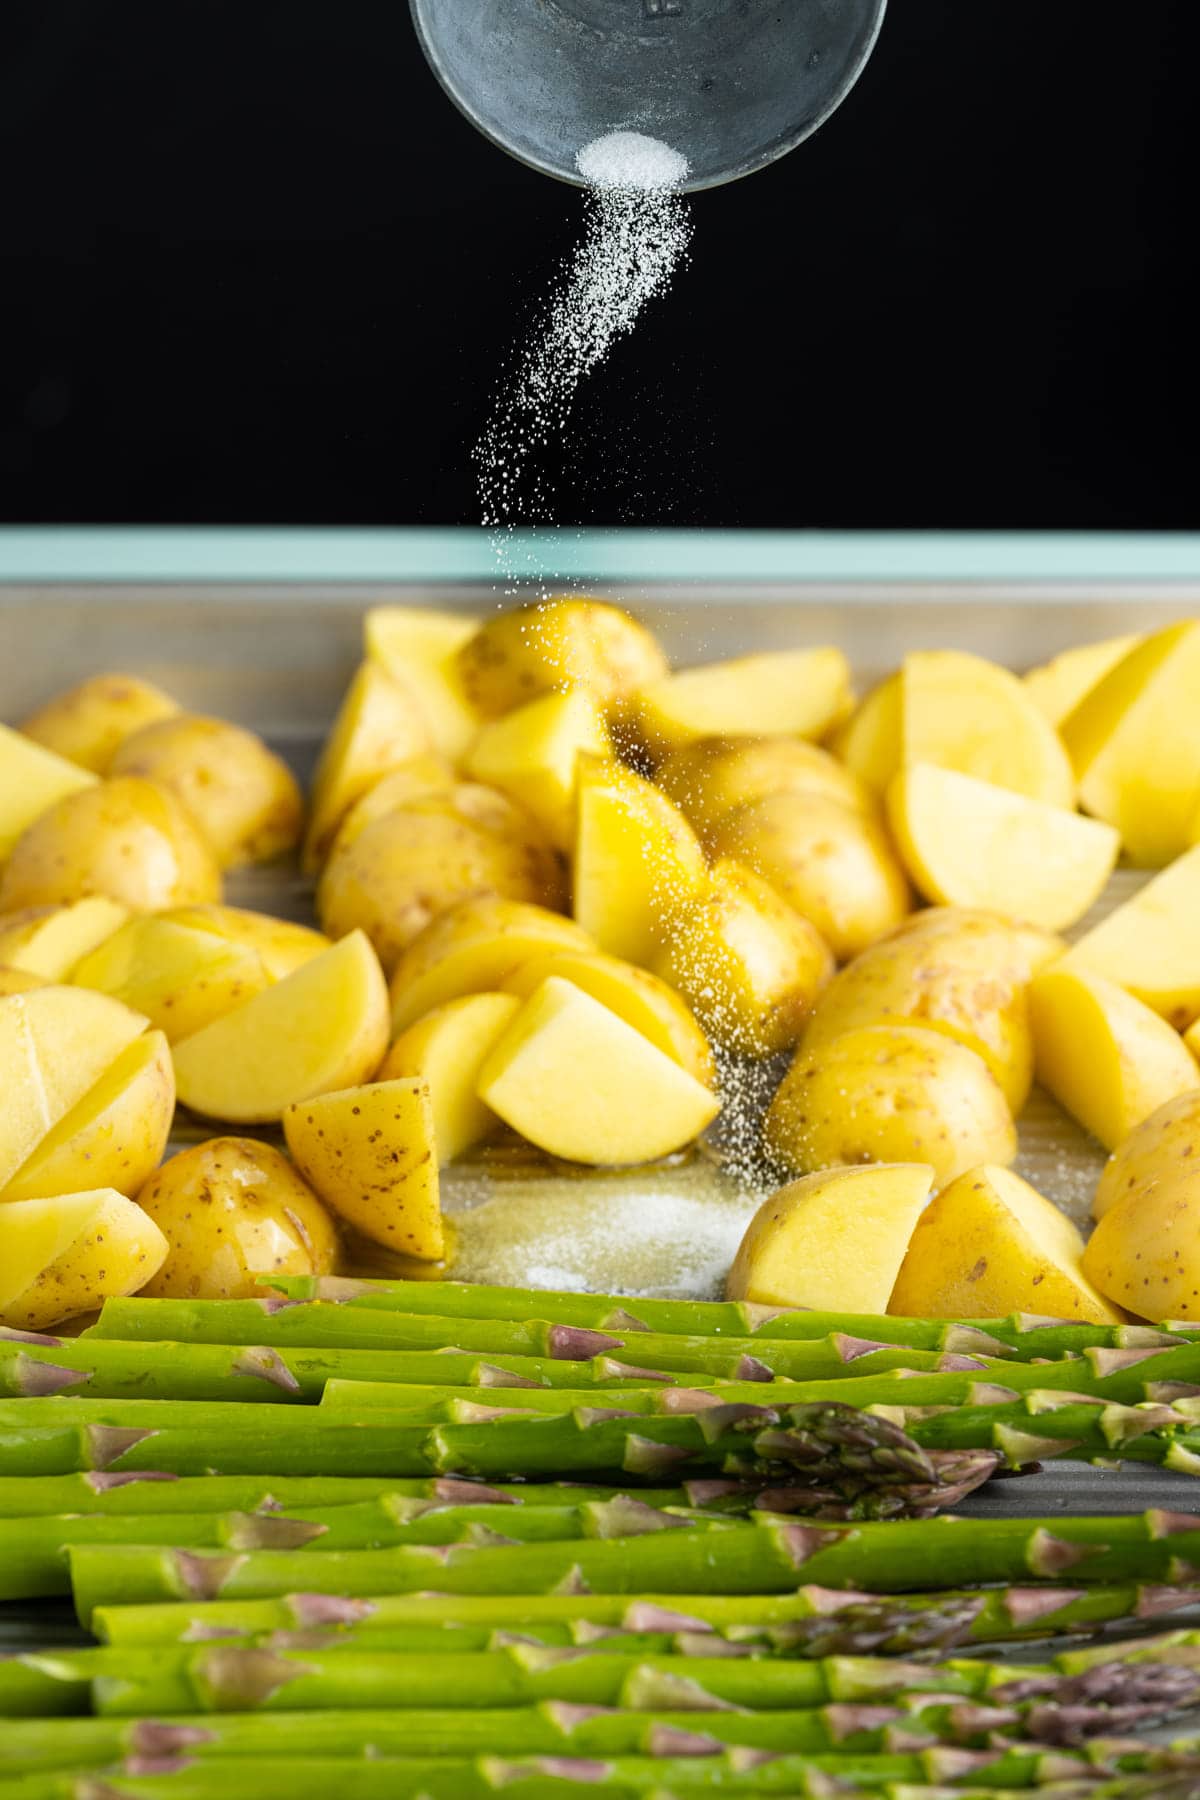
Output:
[[0, 1474, 671, 1518]]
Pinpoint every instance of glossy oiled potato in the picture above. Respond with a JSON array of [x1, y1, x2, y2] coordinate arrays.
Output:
[[656, 735, 872, 845], [0, 778, 221, 914], [135, 1137, 338, 1300], [711, 790, 910, 962], [573, 754, 707, 968], [112, 715, 303, 868], [457, 597, 668, 720], [318, 784, 565, 975], [328, 755, 458, 855], [0, 1189, 169, 1331], [161, 905, 331, 982], [284, 1080, 443, 1259], [766, 1022, 1016, 1192], [19, 674, 179, 774], [1091, 1089, 1200, 1223], [630, 648, 853, 760], [1083, 1092, 1200, 1320]]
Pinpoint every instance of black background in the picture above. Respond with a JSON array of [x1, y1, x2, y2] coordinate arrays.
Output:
[[0, 1, 1197, 529]]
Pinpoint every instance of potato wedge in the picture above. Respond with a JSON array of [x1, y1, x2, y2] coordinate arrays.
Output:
[[711, 791, 911, 963], [1030, 966, 1199, 1152], [630, 648, 854, 760], [1092, 1090, 1200, 1223], [1083, 1179, 1200, 1324], [0, 1030, 174, 1205], [329, 756, 458, 856], [72, 917, 271, 1044], [1187, 1017, 1200, 1066], [652, 858, 833, 1057], [136, 1139, 338, 1300], [303, 662, 431, 871], [19, 674, 180, 775], [380, 993, 521, 1165], [902, 651, 1075, 808], [284, 1080, 443, 1258], [477, 976, 720, 1165], [1061, 622, 1200, 866], [1056, 845, 1200, 1029], [887, 764, 1119, 930], [364, 605, 480, 761], [172, 930, 389, 1124], [657, 736, 872, 845], [726, 1164, 935, 1311], [0, 967, 47, 996], [0, 1189, 169, 1330], [800, 907, 1058, 1114], [572, 755, 707, 966], [766, 1023, 1016, 1192], [112, 715, 303, 868], [0, 898, 128, 980], [318, 783, 565, 976], [890, 1164, 1119, 1323], [160, 906, 331, 983], [389, 898, 594, 1036], [1024, 636, 1143, 727], [830, 673, 902, 796], [0, 777, 221, 914], [502, 950, 714, 1086], [465, 688, 610, 850], [457, 597, 668, 720], [0, 725, 96, 863]]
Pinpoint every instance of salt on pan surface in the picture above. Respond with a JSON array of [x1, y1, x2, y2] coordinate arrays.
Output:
[[576, 130, 690, 192]]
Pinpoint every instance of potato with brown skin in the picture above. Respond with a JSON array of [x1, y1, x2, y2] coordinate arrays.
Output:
[[111, 715, 303, 868], [657, 736, 873, 845], [0, 778, 221, 913], [19, 674, 179, 774], [457, 598, 668, 720], [1091, 1088, 1200, 1222], [318, 784, 566, 976], [135, 1137, 339, 1300], [711, 790, 911, 962], [765, 1022, 1017, 1192]]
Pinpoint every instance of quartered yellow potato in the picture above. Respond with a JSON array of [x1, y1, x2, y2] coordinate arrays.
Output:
[[1060, 621, 1200, 866], [302, 661, 431, 871], [502, 949, 714, 1086], [1030, 966, 1199, 1152], [887, 764, 1119, 931], [1084, 1096, 1200, 1321], [1057, 845, 1200, 1028], [364, 605, 481, 760], [767, 1023, 1016, 1192], [318, 783, 565, 976], [830, 672, 902, 796], [0, 898, 128, 980], [71, 916, 271, 1044], [902, 651, 1076, 808], [457, 597, 668, 720], [112, 714, 303, 868], [572, 754, 707, 966], [657, 735, 872, 845], [464, 688, 610, 850], [161, 906, 331, 982], [329, 756, 459, 856], [1023, 636, 1142, 727], [477, 976, 719, 1166], [388, 897, 594, 1037], [381, 992, 521, 1165], [0, 967, 48, 996], [19, 673, 180, 775], [890, 1164, 1119, 1323], [1092, 1090, 1200, 1223], [0, 725, 97, 863], [710, 790, 911, 963], [630, 648, 854, 760], [0, 777, 221, 914], [726, 1164, 934, 1312], [284, 1080, 444, 1259], [1187, 1017, 1200, 1066], [652, 858, 833, 1057], [0, 1189, 169, 1331], [136, 1139, 338, 1300], [172, 930, 389, 1124], [0, 1030, 174, 1205]]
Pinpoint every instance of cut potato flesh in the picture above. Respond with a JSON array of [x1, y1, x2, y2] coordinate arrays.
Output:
[[380, 992, 521, 1166], [903, 651, 1075, 808], [1024, 636, 1143, 727], [1186, 1017, 1200, 1066], [631, 649, 854, 759], [1031, 966, 1200, 1152], [887, 764, 1119, 931], [284, 1079, 443, 1259], [831, 673, 902, 796], [0, 1189, 169, 1330], [477, 976, 719, 1165], [389, 900, 594, 1036], [465, 688, 610, 851], [1060, 621, 1200, 866], [364, 606, 481, 761], [72, 918, 271, 1043], [160, 906, 331, 983], [303, 662, 431, 871], [502, 950, 714, 1086], [0, 898, 128, 981], [0, 725, 96, 862], [330, 758, 458, 856], [726, 1164, 934, 1311], [3, 987, 148, 1148], [572, 756, 709, 967], [1057, 846, 1200, 1029], [0, 967, 48, 996], [172, 930, 389, 1124], [889, 1163, 1119, 1322]]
